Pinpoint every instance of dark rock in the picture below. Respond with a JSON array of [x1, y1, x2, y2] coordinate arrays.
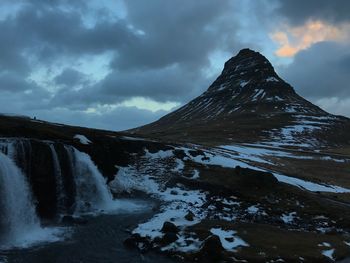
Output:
[[160, 232, 178, 246], [161, 221, 179, 234], [197, 235, 224, 262], [170, 190, 178, 195], [224, 237, 234, 242], [124, 233, 150, 252], [173, 149, 187, 159], [188, 150, 204, 157], [185, 211, 195, 221]]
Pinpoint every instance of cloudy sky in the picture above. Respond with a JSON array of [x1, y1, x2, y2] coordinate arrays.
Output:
[[0, 0, 349, 130]]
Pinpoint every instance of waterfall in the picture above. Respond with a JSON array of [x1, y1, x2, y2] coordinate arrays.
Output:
[[65, 146, 114, 214], [0, 148, 64, 249], [49, 144, 66, 216], [0, 151, 41, 248], [0, 139, 146, 250]]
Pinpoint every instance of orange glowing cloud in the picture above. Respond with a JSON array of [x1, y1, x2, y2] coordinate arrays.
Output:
[[271, 20, 349, 57]]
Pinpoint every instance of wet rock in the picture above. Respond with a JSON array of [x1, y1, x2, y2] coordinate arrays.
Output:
[[170, 190, 178, 195], [161, 221, 179, 234]]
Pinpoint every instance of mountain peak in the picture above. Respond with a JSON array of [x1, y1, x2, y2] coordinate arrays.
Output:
[[211, 49, 280, 94], [231, 48, 265, 62]]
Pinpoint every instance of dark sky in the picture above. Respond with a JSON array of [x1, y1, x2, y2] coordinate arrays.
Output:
[[0, 0, 349, 130]]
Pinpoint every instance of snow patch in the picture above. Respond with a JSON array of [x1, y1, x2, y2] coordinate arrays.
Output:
[[246, 205, 259, 214], [240, 80, 250, 88], [322, 248, 335, 261], [73, 134, 91, 145], [252, 89, 265, 101], [281, 212, 297, 224], [191, 169, 200, 179], [210, 228, 249, 251], [266, 77, 279, 82], [144, 149, 173, 159]]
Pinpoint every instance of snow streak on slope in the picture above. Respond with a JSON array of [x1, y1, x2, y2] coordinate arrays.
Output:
[[179, 145, 350, 193], [264, 115, 340, 147]]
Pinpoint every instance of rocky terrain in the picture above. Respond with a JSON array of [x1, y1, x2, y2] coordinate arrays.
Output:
[[1, 49, 350, 262]]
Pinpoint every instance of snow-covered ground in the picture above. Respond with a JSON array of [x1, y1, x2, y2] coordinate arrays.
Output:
[[109, 162, 207, 252], [107, 140, 350, 256]]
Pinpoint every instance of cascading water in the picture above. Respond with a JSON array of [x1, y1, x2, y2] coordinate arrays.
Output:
[[49, 144, 66, 215], [0, 151, 39, 246], [65, 146, 114, 214], [0, 144, 65, 249]]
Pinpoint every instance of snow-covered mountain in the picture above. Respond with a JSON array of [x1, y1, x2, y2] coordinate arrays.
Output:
[[133, 49, 350, 148]]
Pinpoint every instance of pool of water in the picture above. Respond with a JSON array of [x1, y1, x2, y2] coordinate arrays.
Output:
[[0, 199, 176, 263]]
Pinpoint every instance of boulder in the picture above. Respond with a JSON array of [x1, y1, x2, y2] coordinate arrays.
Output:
[[161, 221, 179, 233], [197, 235, 224, 262], [185, 211, 195, 221]]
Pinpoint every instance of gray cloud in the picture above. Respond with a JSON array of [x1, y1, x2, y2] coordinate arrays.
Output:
[[0, 72, 36, 92], [277, 0, 350, 25], [280, 42, 350, 99], [50, 65, 211, 110], [54, 68, 89, 87], [0, 18, 29, 74], [46, 0, 243, 109], [113, 0, 235, 71], [14, 5, 135, 62]]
